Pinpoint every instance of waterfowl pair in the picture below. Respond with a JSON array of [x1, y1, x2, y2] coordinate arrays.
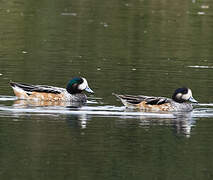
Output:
[[10, 77, 93, 103], [10, 78, 197, 112], [114, 87, 197, 112]]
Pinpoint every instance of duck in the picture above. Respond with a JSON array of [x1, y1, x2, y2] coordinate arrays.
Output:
[[113, 87, 198, 112], [9, 77, 94, 103]]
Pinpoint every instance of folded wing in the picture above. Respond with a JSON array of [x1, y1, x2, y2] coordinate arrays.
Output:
[[10, 81, 62, 94], [113, 93, 169, 105]]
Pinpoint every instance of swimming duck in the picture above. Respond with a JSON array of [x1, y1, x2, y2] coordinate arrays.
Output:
[[10, 77, 94, 102], [113, 87, 197, 112]]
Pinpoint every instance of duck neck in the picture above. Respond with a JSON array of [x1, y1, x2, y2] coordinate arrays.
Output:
[[172, 95, 185, 103]]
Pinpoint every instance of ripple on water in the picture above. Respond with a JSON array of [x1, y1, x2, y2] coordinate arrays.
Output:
[[0, 98, 212, 137], [0, 95, 213, 119], [0, 105, 175, 118], [0, 96, 17, 101], [0, 104, 213, 119], [188, 65, 213, 69]]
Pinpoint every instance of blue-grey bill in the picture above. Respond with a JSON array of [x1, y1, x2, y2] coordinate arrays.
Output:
[[85, 86, 94, 93], [189, 96, 198, 103]]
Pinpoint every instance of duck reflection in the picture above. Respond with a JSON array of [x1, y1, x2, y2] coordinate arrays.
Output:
[[11, 100, 197, 134], [116, 109, 196, 137], [172, 112, 196, 137], [137, 112, 196, 137], [66, 113, 90, 129], [12, 99, 90, 129]]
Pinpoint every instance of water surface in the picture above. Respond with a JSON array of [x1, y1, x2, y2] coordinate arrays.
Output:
[[0, 0, 213, 179]]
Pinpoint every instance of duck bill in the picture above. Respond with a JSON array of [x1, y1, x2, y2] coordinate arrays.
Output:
[[85, 86, 94, 93], [189, 96, 198, 103]]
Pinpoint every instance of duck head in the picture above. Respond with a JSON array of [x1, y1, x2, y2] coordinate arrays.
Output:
[[66, 77, 94, 94], [172, 87, 197, 103]]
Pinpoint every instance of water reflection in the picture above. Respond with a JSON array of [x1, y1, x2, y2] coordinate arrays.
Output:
[[172, 112, 196, 137], [116, 110, 196, 137], [1, 96, 213, 137], [66, 113, 90, 129]]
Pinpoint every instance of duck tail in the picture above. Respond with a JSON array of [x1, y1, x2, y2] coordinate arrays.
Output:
[[112, 93, 122, 99], [9, 81, 29, 99], [113, 93, 145, 108], [113, 93, 132, 107], [9, 81, 18, 87]]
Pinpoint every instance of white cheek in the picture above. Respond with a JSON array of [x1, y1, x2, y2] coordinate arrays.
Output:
[[78, 78, 88, 90], [182, 90, 192, 100], [176, 93, 182, 99]]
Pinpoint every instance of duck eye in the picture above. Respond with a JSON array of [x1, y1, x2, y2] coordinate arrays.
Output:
[[182, 89, 188, 94], [72, 83, 78, 89]]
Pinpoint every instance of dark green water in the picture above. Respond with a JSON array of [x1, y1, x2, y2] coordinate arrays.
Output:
[[0, 0, 213, 179]]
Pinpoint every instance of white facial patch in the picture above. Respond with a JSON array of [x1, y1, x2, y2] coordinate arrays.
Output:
[[78, 78, 88, 90], [176, 93, 182, 100], [182, 89, 192, 100]]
